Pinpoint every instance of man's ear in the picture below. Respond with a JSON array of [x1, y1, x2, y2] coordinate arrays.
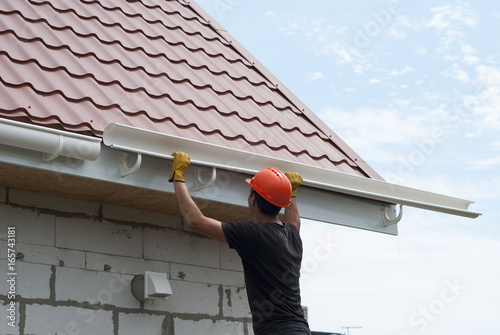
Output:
[[249, 192, 257, 206]]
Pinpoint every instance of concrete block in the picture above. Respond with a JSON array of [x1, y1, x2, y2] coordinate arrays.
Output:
[[102, 203, 182, 229], [86, 252, 144, 274], [55, 267, 138, 309], [144, 280, 220, 316], [0, 260, 51, 299], [85, 252, 170, 276], [220, 243, 243, 272], [174, 318, 244, 335], [247, 321, 255, 335], [144, 228, 220, 268], [0, 204, 55, 246], [0, 300, 19, 335], [170, 263, 244, 287], [24, 304, 114, 335], [13, 243, 85, 268], [118, 313, 172, 335], [222, 286, 251, 318], [8, 188, 100, 216], [56, 217, 142, 257]]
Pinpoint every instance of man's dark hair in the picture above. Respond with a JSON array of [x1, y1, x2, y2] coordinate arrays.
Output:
[[251, 189, 281, 217]]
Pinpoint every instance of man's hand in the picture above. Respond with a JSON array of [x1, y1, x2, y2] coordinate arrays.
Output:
[[285, 171, 303, 197], [169, 151, 190, 182]]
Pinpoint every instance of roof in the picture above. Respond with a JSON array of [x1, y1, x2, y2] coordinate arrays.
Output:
[[0, 0, 382, 180]]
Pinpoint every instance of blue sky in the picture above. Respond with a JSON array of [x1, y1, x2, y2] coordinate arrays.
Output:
[[195, 0, 499, 334]]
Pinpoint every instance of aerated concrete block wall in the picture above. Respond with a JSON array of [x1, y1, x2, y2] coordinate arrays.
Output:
[[0, 187, 253, 335]]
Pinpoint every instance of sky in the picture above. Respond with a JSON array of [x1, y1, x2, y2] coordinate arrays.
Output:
[[194, 1, 500, 334]]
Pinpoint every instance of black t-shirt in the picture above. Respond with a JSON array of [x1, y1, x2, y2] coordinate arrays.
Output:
[[222, 221, 310, 335]]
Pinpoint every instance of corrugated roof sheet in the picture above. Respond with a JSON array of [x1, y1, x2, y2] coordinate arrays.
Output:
[[0, 0, 382, 179]]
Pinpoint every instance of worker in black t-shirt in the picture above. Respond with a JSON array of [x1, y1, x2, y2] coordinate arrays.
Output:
[[170, 151, 311, 335]]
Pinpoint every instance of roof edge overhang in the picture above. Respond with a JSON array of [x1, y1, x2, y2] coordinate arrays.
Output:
[[103, 123, 481, 219]]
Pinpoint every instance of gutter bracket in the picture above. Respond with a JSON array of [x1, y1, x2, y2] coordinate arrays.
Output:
[[42, 135, 64, 162], [194, 166, 216, 191], [119, 151, 142, 177], [382, 204, 403, 226]]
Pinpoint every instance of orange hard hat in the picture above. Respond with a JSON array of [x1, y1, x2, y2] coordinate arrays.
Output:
[[246, 167, 292, 207]]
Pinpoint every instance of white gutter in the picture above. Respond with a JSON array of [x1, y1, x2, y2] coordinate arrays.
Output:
[[0, 118, 101, 161], [103, 123, 481, 219]]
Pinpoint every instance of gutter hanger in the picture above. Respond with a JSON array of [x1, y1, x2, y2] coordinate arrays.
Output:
[[103, 123, 481, 219], [0, 118, 101, 161]]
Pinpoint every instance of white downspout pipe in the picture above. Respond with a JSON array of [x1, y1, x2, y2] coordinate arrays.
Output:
[[0, 118, 101, 161]]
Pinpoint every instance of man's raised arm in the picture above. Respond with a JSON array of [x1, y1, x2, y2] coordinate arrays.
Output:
[[170, 152, 226, 243], [284, 171, 303, 231]]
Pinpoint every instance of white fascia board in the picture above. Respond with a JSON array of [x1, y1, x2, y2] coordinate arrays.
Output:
[[103, 123, 481, 219], [0, 142, 398, 235], [0, 118, 101, 161]]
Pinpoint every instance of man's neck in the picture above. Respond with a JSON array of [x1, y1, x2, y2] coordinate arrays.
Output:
[[253, 214, 282, 225]]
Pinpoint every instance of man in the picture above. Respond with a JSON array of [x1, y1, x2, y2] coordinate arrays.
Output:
[[170, 151, 311, 335]]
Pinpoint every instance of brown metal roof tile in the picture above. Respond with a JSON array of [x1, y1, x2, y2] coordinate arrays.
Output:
[[0, 0, 382, 179]]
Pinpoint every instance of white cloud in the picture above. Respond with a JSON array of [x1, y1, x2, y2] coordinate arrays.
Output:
[[318, 106, 437, 163], [369, 78, 381, 84], [468, 156, 500, 170], [324, 42, 361, 64], [464, 65, 500, 130], [301, 217, 500, 334], [306, 71, 323, 81], [264, 10, 278, 18], [460, 43, 480, 65], [462, 54, 480, 65], [414, 46, 428, 56], [390, 66, 416, 76], [441, 63, 470, 83], [426, 2, 478, 30], [425, 2, 479, 63]]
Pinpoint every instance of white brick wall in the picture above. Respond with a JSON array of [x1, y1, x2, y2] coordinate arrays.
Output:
[[0, 204, 55, 246], [0, 187, 252, 334], [24, 304, 114, 335], [143, 280, 221, 316], [14, 242, 86, 268], [55, 216, 143, 257], [222, 286, 251, 318], [170, 263, 244, 287], [143, 228, 221, 268], [118, 312, 172, 335], [8, 188, 101, 216], [0, 261, 52, 299], [0, 300, 19, 335], [173, 318, 245, 335], [55, 267, 137, 309], [102, 203, 182, 230]]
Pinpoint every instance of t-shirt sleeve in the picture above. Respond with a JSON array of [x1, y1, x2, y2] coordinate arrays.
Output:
[[222, 221, 260, 254]]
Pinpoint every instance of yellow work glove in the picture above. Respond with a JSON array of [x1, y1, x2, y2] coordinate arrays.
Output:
[[169, 152, 190, 182], [285, 171, 302, 197]]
